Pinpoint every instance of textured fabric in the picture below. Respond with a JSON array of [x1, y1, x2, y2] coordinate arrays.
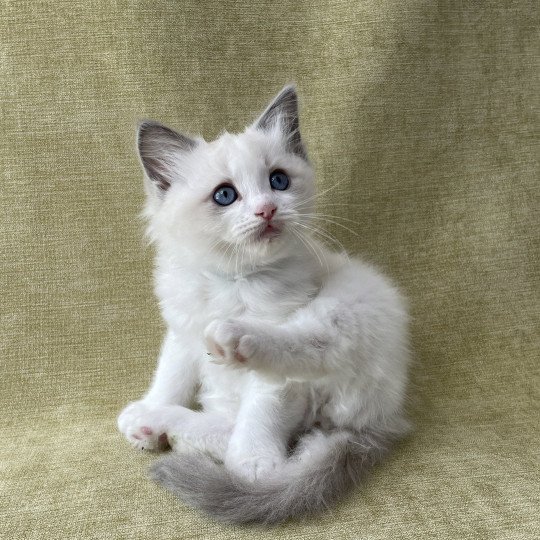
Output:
[[1, 1, 538, 538]]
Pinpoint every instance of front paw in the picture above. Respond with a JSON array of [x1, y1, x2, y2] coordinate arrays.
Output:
[[204, 319, 262, 368], [117, 401, 169, 451]]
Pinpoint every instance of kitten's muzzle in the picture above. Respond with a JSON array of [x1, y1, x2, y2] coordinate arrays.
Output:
[[254, 203, 277, 221]]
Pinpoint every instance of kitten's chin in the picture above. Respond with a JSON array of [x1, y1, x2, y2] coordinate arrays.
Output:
[[256, 223, 281, 242], [248, 228, 292, 261], [232, 228, 293, 272], [195, 227, 294, 277]]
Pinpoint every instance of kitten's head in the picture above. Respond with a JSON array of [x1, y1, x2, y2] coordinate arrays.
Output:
[[138, 85, 315, 274]]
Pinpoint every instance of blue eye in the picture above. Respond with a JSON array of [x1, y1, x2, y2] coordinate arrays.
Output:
[[213, 184, 238, 206], [269, 170, 290, 191]]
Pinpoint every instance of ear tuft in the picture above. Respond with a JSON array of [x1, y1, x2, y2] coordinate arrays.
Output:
[[137, 121, 197, 193], [254, 85, 307, 159]]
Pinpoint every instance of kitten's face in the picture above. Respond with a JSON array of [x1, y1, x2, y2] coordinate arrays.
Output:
[[139, 86, 315, 273]]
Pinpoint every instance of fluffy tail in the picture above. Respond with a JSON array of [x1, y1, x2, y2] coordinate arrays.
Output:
[[149, 424, 407, 524]]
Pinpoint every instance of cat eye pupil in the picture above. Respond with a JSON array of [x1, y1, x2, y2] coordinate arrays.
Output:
[[213, 185, 238, 206], [269, 170, 290, 191]]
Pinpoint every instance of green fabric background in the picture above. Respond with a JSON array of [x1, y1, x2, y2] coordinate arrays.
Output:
[[1, 1, 538, 538]]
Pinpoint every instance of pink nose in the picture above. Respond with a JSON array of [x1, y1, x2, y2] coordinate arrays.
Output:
[[255, 203, 277, 221]]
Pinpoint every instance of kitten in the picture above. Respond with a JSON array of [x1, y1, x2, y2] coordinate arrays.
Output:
[[117, 85, 411, 524]]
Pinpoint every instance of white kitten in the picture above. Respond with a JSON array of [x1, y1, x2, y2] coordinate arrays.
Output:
[[117, 86, 411, 524]]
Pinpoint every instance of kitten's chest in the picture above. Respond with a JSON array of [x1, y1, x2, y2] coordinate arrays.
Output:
[[203, 270, 317, 323], [157, 261, 319, 332]]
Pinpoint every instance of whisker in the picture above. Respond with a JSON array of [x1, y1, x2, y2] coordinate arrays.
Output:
[[316, 203, 368, 210], [217, 240, 235, 274], [292, 221, 350, 260], [303, 216, 359, 237], [290, 226, 327, 273], [247, 237, 254, 270], [301, 230, 328, 273], [290, 179, 348, 210], [234, 241, 241, 277], [239, 239, 247, 276], [226, 241, 238, 276], [298, 213, 361, 226]]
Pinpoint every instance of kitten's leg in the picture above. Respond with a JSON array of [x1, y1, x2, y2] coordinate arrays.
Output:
[[166, 409, 233, 459], [205, 311, 333, 379], [205, 261, 408, 382], [118, 403, 233, 458], [144, 329, 201, 405], [118, 329, 201, 450], [224, 380, 307, 482]]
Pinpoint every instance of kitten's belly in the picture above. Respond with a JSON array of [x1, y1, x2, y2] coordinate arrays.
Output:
[[198, 362, 308, 420], [198, 367, 357, 428], [197, 362, 251, 418]]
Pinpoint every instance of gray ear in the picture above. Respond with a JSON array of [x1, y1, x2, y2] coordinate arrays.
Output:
[[137, 120, 198, 193], [253, 85, 307, 159]]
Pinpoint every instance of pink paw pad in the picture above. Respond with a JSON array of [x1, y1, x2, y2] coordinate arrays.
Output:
[[234, 351, 247, 363], [140, 426, 153, 435]]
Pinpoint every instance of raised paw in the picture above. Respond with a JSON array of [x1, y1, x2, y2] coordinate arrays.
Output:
[[204, 319, 262, 368], [117, 401, 170, 452]]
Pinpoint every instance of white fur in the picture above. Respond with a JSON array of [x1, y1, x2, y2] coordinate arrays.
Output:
[[118, 87, 410, 485]]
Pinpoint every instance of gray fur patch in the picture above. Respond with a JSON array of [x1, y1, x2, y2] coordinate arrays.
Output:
[[137, 120, 197, 193], [254, 85, 307, 160]]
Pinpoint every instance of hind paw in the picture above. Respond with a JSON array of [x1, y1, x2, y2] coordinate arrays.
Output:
[[228, 454, 283, 482]]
